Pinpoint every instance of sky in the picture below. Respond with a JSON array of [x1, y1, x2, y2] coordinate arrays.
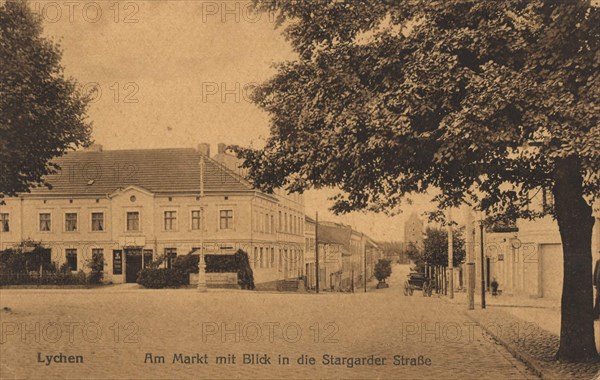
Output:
[[32, 0, 444, 241]]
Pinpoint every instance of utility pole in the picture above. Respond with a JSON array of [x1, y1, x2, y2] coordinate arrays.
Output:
[[363, 238, 367, 293], [463, 206, 475, 310], [197, 155, 207, 292], [447, 208, 454, 299], [315, 212, 319, 294], [480, 219, 486, 309]]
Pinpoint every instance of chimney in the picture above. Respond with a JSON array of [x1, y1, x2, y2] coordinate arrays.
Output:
[[86, 144, 103, 152], [198, 143, 210, 156], [217, 143, 227, 155]]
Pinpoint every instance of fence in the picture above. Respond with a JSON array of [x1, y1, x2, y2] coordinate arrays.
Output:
[[0, 270, 88, 286]]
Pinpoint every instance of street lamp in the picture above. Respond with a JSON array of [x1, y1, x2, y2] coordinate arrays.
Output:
[[447, 209, 454, 299], [197, 155, 207, 292], [479, 219, 486, 309]]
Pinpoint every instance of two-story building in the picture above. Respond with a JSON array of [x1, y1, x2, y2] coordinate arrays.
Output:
[[0, 144, 306, 287], [303, 216, 345, 290]]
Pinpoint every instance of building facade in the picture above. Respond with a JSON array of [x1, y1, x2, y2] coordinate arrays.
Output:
[[461, 192, 600, 304], [317, 221, 383, 291], [0, 144, 306, 286]]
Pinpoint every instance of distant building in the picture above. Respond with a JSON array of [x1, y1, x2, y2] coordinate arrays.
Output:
[[404, 212, 424, 249], [0, 144, 306, 287], [316, 221, 383, 291]]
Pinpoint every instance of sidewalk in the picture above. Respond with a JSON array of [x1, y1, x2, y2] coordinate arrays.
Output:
[[444, 291, 600, 379]]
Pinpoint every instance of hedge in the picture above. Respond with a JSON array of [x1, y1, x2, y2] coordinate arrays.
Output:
[[137, 249, 255, 289]]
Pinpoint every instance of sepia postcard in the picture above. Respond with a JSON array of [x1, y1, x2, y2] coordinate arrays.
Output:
[[1, 0, 599, 379]]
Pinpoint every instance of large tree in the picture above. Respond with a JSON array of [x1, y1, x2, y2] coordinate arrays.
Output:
[[0, 0, 91, 198], [423, 227, 466, 268], [238, 0, 600, 361]]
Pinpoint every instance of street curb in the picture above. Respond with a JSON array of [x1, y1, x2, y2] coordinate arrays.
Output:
[[461, 311, 549, 379], [440, 296, 552, 379]]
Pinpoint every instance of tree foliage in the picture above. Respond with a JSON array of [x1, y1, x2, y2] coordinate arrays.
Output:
[[0, 0, 92, 198], [404, 242, 421, 262], [238, 0, 598, 219], [237, 0, 600, 362], [374, 259, 392, 283], [422, 227, 466, 268]]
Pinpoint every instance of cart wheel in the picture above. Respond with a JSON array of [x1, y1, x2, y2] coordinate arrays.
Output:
[[403, 282, 409, 296], [427, 287, 433, 297], [408, 287, 414, 296]]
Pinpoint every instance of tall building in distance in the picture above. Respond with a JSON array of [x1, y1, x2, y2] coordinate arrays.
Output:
[[404, 212, 424, 249]]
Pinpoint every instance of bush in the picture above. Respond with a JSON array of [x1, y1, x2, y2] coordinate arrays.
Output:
[[234, 250, 255, 290], [0, 249, 27, 273], [0, 242, 91, 286], [137, 249, 255, 289], [173, 253, 199, 282], [86, 251, 104, 284], [0, 266, 87, 286], [136, 268, 186, 288], [374, 259, 392, 283]]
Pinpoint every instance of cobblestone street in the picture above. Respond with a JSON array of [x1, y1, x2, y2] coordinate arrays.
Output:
[[0, 265, 536, 379]]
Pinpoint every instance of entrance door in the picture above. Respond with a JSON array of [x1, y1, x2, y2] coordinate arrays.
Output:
[[125, 249, 143, 283]]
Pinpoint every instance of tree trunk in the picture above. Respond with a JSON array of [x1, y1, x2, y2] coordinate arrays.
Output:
[[553, 157, 598, 362]]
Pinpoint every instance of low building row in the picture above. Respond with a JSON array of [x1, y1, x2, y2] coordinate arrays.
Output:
[[304, 218, 383, 292]]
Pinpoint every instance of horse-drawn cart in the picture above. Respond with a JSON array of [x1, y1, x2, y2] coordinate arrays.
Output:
[[403, 272, 428, 296]]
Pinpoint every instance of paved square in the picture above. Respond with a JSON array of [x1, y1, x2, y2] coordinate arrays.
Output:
[[0, 266, 536, 379]]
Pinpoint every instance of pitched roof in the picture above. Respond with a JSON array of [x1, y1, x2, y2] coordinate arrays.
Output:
[[26, 148, 254, 196], [318, 222, 352, 252]]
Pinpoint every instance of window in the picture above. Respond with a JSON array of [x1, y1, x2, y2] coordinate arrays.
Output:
[[127, 212, 139, 231], [91, 212, 104, 231], [254, 247, 258, 268], [66, 249, 77, 271], [279, 211, 282, 231], [65, 213, 77, 232], [260, 247, 264, 268], [165, 248, 177, 269], [0, 213, 9, 232], [542, 188, 555, 213], [278, 249, 282, 271], [219, 210, 233, 230], [284, 213, 288, 232], [164, 211, 177, 231], [191, 210, 202, 230], [270, 215, 274, 234], [39, 213, 51, 232], [91, 249, 104, 270], [271, 248, 275, 267]]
